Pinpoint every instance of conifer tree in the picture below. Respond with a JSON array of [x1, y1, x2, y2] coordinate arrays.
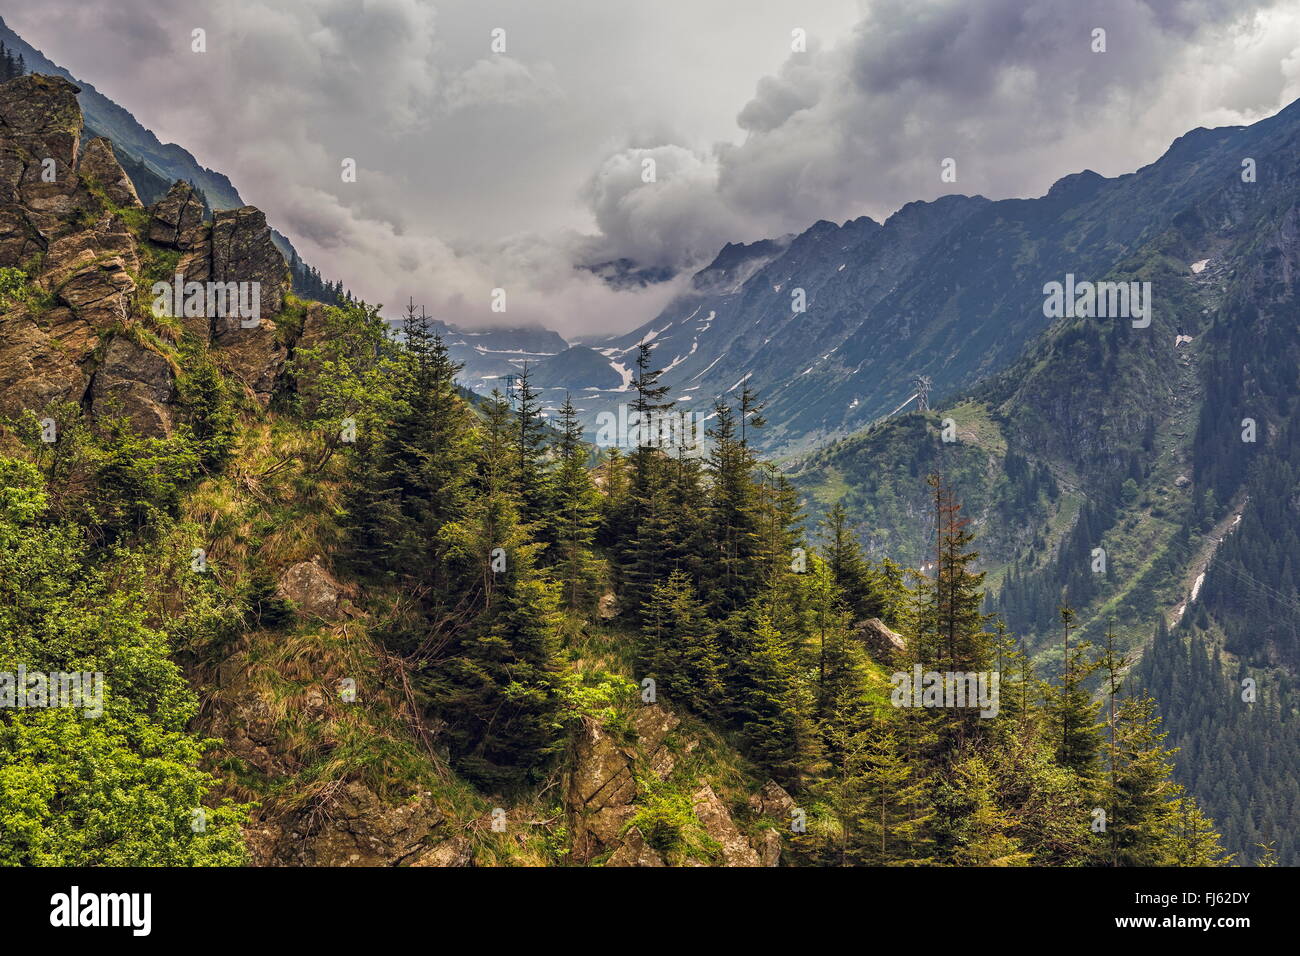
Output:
[[703, 399, 762, 613], [547, 393, 600, 610], [612, 342, 676, 619], [829, 712, 933, 865], [430, 391, 564, 789], [1045, 605, 1103, 780], [344, 300, 472, 589], [513, 362, 549, 530], [916, 474, 989, 675], [725, 610, 811, 786], [819, 501, 883, 621], [639, 570, 725, 716]]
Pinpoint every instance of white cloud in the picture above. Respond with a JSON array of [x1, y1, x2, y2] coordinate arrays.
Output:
[[7, 0, 1300, 338]]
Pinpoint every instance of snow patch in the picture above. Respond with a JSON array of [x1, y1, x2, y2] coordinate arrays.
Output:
[[608, 360, 634, 391]]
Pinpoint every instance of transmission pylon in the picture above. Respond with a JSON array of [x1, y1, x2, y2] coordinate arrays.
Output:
[[914, 375, 932, 412]]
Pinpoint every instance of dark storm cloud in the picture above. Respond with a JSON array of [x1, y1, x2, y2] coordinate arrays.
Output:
[[6, 0, 1299, 335]]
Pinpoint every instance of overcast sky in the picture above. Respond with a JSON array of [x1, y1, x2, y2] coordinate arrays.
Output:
[[9, 0, 1300, 336]]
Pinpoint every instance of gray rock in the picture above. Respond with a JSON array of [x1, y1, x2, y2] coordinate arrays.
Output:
[[856, 617, 907, 660], [148, 181, 208, 250], [79, 137, 141, 209], [89, 336, 175, 437], [605, 827, 665, 867], [277, 557, 342, 619]]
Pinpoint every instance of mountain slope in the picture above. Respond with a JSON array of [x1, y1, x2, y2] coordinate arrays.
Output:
[[551, 98, 1300, 455], [791, 100, 1300, 862]]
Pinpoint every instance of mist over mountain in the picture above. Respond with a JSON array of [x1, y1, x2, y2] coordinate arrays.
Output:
[[0, 4, 1296, 891]]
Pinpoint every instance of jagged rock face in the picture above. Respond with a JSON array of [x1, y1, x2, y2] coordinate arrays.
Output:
[[0, 73, 294, 431], [146, 182, 290, 398], [89, 337, 175, 437], [148, 184, 287, 321], [211, 206, 285, 318], [0, 74, 91, 258], [214, 319, 287, 404], [147, 180, 206, 250], [567, 703, 782, 866], [0, 306, 95, 412], [79, 136, 141, 209]]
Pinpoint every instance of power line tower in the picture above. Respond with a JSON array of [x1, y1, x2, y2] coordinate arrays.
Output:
[[914, 375, 932, 412]]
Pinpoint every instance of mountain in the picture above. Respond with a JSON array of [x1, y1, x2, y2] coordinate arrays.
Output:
[[396, 317, 570, 393], [0, 73, 832, 868], [0, 67, 1248, 872], [542, 101, 1300, 455], [0, 16, 347, 305], [791, 95, 1300, 862]]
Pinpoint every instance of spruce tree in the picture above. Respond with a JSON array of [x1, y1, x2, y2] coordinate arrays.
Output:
[[639, 570, 725, 716], [819, 501, 883, 621], [513, 362, 549, 530], [830, 713, 933, 865], [547, 393, 600, 611], [430, 390, 564, 789]]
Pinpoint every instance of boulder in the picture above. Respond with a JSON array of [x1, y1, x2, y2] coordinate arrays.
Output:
[[691, 782, 760, 867], [410, 836, 475, 867], [857, 617, 907, 660], [605, 827, 665, 867], [277, 557, 342, 619], [597, 591, 618, 619], [569, 720, 636, 811], [748, 779, 796, 821]]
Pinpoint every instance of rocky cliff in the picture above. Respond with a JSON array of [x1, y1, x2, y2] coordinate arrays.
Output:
[[0, 74, 296, 437]]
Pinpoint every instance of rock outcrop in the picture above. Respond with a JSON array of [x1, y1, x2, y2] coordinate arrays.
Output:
[[567, 703, 783, 867], [856, 617, 907, 660], [79, 135, 141, 208], [89, 336, 175, 437], [148, 180, 207, 251], [0, 73, 294, 432]]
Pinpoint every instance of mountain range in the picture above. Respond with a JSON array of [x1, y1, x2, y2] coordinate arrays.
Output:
[[0, 12, 1295, 867]]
